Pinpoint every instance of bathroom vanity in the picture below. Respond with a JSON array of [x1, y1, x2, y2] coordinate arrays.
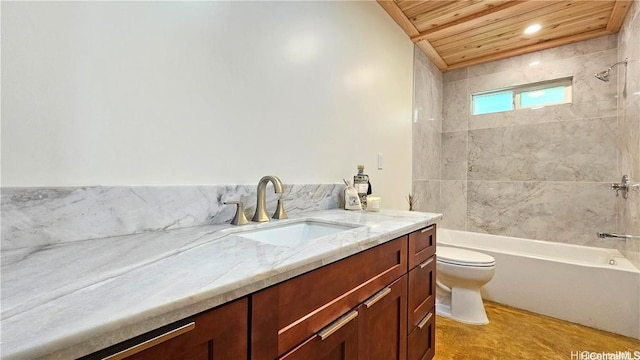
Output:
[[85, 224, 436, 360], [251, 224, 436, 360], [1, 209, 440, 360]]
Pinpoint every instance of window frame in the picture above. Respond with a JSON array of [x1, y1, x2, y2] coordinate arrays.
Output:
[[471, 77, 573, 115]]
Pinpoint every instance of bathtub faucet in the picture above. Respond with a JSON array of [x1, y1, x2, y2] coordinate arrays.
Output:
[[610, 175, 640, 199], [597, 232, 640, 240]]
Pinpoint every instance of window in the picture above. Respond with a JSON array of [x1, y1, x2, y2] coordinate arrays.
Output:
[[472, 77, 572, 115], [473, 90, 514, 114]]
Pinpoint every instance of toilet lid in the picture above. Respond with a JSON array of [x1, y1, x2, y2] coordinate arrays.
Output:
[[437, 246, 495, 267]]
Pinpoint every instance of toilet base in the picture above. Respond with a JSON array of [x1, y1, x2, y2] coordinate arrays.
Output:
[[436, 287, 489, 325]]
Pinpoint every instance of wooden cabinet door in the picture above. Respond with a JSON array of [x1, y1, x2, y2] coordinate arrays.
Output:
[[252, 236, 407, 359], [407, 225, 436, 360], [408, 307, 435, 360], [358, 275, 407, 360], [278, 310, 359, 360], [86, 298, 248, 360], [408, 255, 435, 332]]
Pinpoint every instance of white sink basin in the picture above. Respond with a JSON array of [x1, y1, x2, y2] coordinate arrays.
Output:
[[237, 220, 360, 247]]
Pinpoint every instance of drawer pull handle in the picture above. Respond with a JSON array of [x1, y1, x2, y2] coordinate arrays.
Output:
[[103, 322, 195, 360], [364, 287, 392, 308], [420, 226, 434, 233], [417, 312, 433, 330], [419, 257, 434, 269], [318, 310, 358, 340]]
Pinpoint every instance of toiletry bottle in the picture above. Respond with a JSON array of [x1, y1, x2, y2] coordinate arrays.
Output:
[[354, 165, 372, 207]]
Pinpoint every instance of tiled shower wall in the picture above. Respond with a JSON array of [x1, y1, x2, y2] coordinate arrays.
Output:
[[441, 35, 622, 250], [412, 34, 633, 253], [412, 47, 443, 213], [618, 0, 640, 267]]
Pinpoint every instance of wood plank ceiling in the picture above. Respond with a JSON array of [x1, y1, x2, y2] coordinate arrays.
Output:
[[377, 0, 632, 71]]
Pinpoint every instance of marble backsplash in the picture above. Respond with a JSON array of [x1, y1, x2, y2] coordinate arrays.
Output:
[[1, 184, 342, 250]]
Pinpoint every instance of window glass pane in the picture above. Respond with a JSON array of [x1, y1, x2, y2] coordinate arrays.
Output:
[[520, 86, 565, 107], [472, 91, 514, 115]]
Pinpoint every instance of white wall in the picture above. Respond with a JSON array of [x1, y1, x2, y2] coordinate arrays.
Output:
[[1, 1, 414, 209]]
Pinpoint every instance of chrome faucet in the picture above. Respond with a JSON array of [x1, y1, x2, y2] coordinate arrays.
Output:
[[610, 175, 640, 199], [252, 175, 285, 222]]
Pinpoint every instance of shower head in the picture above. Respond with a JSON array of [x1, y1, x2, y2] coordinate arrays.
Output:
[[594, 69, 610, 82], [594, 58, 628, 82]]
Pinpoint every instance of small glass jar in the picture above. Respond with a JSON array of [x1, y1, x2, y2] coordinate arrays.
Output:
[[366, 196, 380, 212]]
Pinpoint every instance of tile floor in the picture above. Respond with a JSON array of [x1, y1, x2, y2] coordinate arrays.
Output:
[[434, 301, 640, 360]]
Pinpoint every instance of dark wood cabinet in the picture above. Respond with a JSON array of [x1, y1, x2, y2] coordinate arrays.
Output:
[[407, 224, 436, 360], [408, 255, 435, 330], [81, 297, 248, 360], [408, 225, 436, 270], [408, 308, 435, 360], [358, 275, 407, 360], [252, 224, 436, 360], [83, 224, 437, 360], [123, 298, 247, 360], [279, 310, 359, 360], [251, 236, 408, 359]]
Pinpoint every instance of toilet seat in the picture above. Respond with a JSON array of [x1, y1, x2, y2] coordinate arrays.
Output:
[[437, 246, 495, 267]]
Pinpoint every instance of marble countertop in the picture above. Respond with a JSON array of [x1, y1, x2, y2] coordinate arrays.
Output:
[[1, 209, 441, 360]]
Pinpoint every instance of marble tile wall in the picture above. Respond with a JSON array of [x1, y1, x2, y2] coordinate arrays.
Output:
[[468, 117, 617, 182], [617, 0, 640, 268], [413, 45, 443, 214], [441, 34, 625, 250], [1, 184, 342, 250], [467, 181, 619, 249]]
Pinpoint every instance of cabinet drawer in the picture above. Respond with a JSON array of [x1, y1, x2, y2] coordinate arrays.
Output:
[[407, 307, 435, 360], [252, 236, 408, 358], [278, 310, 359, 360], [408, 225, 436, 270], [82, 298, 248, 360], [408, 255, 435, 331]]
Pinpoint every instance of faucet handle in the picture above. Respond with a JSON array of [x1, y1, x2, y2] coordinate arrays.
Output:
[[272, 198, 288, 220], [611, 175, 631, 199], [223, 201, 249, 225]]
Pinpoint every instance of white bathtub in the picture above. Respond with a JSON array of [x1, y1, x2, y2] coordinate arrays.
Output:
[[438, 229, 640, 339]]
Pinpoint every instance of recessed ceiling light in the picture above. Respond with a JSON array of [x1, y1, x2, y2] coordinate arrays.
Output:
[[524, 24, 541, 34], [529, 61, 540, 66]]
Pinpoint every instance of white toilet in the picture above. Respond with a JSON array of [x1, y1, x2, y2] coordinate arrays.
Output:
[[436, 246, 496, 325]]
